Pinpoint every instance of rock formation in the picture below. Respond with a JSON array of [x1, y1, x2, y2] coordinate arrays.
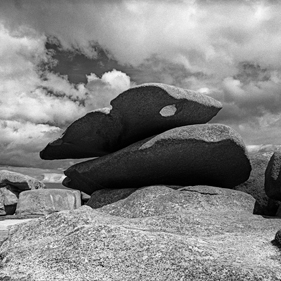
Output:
[[0, 170, 45, 216], [1, 186, 281, 280], [265, 152, 281, 200], [63, 124, 251, 195], [40, 83, 222, 160], [0, 170, 45, 191]]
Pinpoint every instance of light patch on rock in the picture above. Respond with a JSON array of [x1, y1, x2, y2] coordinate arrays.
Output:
[[159, 104, 177, 117]]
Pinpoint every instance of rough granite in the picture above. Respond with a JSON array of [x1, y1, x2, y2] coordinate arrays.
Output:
[[40, 83, 222, 160], [0, 185, 280, 281], [63, 124, 251, 195]]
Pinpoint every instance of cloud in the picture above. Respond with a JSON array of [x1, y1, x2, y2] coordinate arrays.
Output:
[[0, 0, 281, 168], [85, 69, 132, 108], [0, 22, 133, 167]]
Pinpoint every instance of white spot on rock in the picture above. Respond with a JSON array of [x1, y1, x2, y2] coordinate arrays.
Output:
[[159, 104, 177, 117]]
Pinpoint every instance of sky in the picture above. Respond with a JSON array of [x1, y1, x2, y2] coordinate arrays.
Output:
[[0, 0, 281, 168]]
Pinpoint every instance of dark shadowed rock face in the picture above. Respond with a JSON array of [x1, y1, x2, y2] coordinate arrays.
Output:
[[40, 83, 222, 160], [63, 124, 251, 195], [235, 152, 281, 216], [86, 188, 138, 209], [265, 152, 281, 201], [1, 186, 280, 280]]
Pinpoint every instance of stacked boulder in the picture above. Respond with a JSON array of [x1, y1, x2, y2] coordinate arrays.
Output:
[[0, 170, 45, 215], [40, 83, 252, 198]]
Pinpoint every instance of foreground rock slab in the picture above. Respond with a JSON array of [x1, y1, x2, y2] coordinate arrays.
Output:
[[0, 186, 280, 281], [15, 189, 81, 216], [40, 83, 222, 159], [63, 124, 251, 195], [265, 152, 281, 201]]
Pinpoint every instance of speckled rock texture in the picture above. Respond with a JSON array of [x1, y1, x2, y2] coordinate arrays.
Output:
[[0, 185, 280, 281], [265, 152, 281, 201], [0, 170, 45, 191], [15, 189, 81, 216], [86, 188, 138, 208], [40, 83, 222, 160], [63, 124, 251, 195], [234, 152, 281, 216]]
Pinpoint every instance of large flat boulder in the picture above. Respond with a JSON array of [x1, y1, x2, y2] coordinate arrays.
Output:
[[1, 186, 280, 280], [40, 83, 222, 160], [0, 170, 45, 191], [265, 152, 281, 201], [15, 189, 82, 216], [234, 152, 281, 216], [63, 124, 251, 195]]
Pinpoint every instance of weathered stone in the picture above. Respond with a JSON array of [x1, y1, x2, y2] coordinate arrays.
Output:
[[40, 83, 222, 160], [265, 152, 281, 201], [1, 186, 280, 280], [234, 152, 280, 216], [1, 186, 18, 205], [0, 170, 45, 191], [86, 188, 138, 209], [15, 189, 81, 216], [63, 124, 251, 195]]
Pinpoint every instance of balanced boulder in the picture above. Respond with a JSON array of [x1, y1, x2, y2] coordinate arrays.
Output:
[[63, 124, 251, 195], [0, 170, 45, 191], [265, 152, 281, 200], [40, 83, 222, 160], [15, 189, 81, 216]]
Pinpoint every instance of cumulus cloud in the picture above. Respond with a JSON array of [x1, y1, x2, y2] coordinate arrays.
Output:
[[85, 69, 132, 108]]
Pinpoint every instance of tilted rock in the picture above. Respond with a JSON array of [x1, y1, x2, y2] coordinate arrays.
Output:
[[15, 189, 81, 216], [0, 170, 45, 191], [86, 188, 138, 209], [40, 83, 222, 160], [234, 152, 281, 216], [265, 152, 281, 201], [63, 124, 251, 195], [0, 186, 18, 206], [1, 186, 280, 280]]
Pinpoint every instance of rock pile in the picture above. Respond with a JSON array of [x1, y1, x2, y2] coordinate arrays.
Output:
[[40, 83, 251, 196], [2, 83, 281, 280], [0, 170, 45, 215], [0, 170, 82, 217]]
